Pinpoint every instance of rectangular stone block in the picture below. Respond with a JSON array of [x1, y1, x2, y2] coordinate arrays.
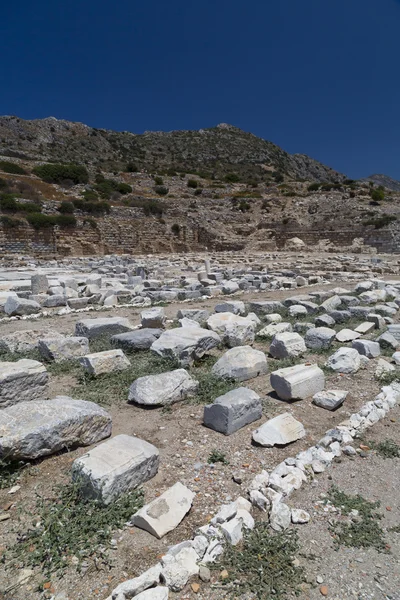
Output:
[[0, 359, 48, 408], [203, 387, 262, 435], [72, 434, 159, 504], [75, 317, 133, 339], [79, 349, 131, 375], [270, 363, 325, 401]]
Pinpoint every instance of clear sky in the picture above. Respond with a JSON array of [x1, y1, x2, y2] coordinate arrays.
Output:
[[1, 0, 399, 179]]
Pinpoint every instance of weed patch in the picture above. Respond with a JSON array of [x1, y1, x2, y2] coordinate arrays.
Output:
[[214, 524, 305, 599], [326, 486, 387, 552], [369, 439, 400, 459], [208, 450, 229, 464], [0, 459, 26, 489], [6, 480, 143, 576]]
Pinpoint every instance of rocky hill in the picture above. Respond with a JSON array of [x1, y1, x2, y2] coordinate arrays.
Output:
[[362, 174, 400, 192], [0, 116, 344, 183]]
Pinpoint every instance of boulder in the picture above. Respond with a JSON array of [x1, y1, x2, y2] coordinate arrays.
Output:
[[376, 332, 399, 351], [31, 273, 49, 294], [141, 307, 166, 329], [269, 502, 291, 531], [42, 295, 67, 308], [151, 327, 220, 366], [0, 396, 112, 460], [79, 349, 131, 375], [257, 322, 292, 339], [75, 317, 133, 339], [252, 412, 305, 447], [247, 301, 286, 318], [132, 482, 195, 539], [38, 336, 89, 362], [176, 308, 209, 325], [4, 296, 41, 316], [315, 314, 336, 328], [305, 327, 336, 350], [326, 347, 361, 373], [203, 387, 262, 435], [269, 332, 306, 359], [0, 329, 53, 354], [111, 328, 163, 351], [270, 363, 325, 400], [222, 281, 240, 294], [72, 434, 159, 505], [128, 369, 198, 406], [388, 324, 400, 341], [212, 346, 268, 382], [207, 312, 255, 348], [352, 339, 381, 359], [0, 359, 48, 408], [214, 301, 245, 315], [335, 329, 361, 343], [312, 389, 348, 411]]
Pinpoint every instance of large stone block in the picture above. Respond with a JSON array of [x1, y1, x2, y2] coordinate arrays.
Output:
[[0, 359, 48, 408], [31, 273, 49, 295], [305, 327, 336, 350], [72, 434, 159, 505], [111, 328, 163, 351], [151, 327, 220, 366], [132, 482, 195, 538], [207, 312, 255, 348], [212, 346, 268, 382], [128, 369, 198, 406], [4, 296, 41, 316], [0, 329, 53, 354], [352, 339, 381, 359], [141, 307, 166, 329], [252, 412, 305, 447], [38, 336, 89, 362], [214, 301, 245, 315], [0, 396, 112, 460], [203, 387, 262, 435], [79, 349, 131, 375], [176, 308, 209, 325], [270, 363, 325, 400], [326, 347, 360, 373], [269, 332, 306, 359], [256, 322, 292, 339], [75, 317, 133, 340]]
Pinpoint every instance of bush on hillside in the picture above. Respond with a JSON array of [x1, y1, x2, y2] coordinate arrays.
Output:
[[33, 163, 89, 185], [58, 201, 75, 214], [0, 161, 27, 175]]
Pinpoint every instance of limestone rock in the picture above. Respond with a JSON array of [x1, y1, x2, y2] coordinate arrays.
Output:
[[212, 346, 268, 381], [38, 336, 89, 362], [291, 509, 310, 524], [312, 390, 348, 411], [203, 387, 262, 435], [72, 434, 159, 505], [326, 348, 361, 373], [110, 564, 162, 600], [269, 501, 291, 531], [270, 363, 325, 400], [4, 296, 41, 316], [75, 317, 133, 339], [151, 327, 220, 366], [0, 396, 112, 460], [79, 349, 130, 375], [141, 307, 166, 329], [128, 369, 198, 406], [305, 327, 336, 350], [111, 328, 163, 351], [257, 322, 292, 339], [132, 482, 195, 539], [335, 329, 361, 343], [207, 312, 255, 347], [0, 359, 48, 408], [176, 308, 209, 325], [352, 339, 381, 359], [214, 301, 245, 315], [252, 412, 305, 447], [269, 332, 306, 359]]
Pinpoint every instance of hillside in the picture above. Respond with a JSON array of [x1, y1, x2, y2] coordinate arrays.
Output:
[[0, 116, 399, 258], [362, 174, 400, 192], [0, 116, 344, 183]]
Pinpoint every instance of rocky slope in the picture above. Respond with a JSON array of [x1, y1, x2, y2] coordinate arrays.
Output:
[[362, 174, 400, 192]]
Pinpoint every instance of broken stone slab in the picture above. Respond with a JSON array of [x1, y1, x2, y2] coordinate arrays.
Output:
[[270, 363, 325, 401], [75, 317, 133, 340], [78, 349, 131, 376], [247, 300, 286, 318], [269, 332, 306, 359], [352, 339, 381, 359], [109, 564, 162, 600], [128, 369, 198, 406], [0, 329, 54, 354], [212, 346, 268, 382], [326, 347, 361, 373], [31, 273, 49, 294], [161, 546, 199, 591], [38, 336, 89, 362], [367, 313, 386, 329], [203, 387, 262, 435], [388, 324, 400, 341], [269, 501, 291, 531], [314, 314, 336, 328], [42, 294, 67, 308], [354, 322, 375, 335], [304, 327, 336, 350], [207, 312, 255, 347], [151, 327, 220, 366], [176, 308, 209, 325], [257, 322, 292, 339], [312, 390, 348, 411], [111, 329, 163, 351], [141, 307, 166, 329], [252, 412, 305, 447], [135, 587, 169, 600], [4, 296, 41, 316], [291, 509, 310, 524], [0, 359, 48, 408], [376, 332, 399, 351], [0, 396, 111, 460], [214, 301, 245, 315], [132, 482, 195, 539], [375, 358, 396, 379], [72, 434, 159, 505], [335, 328, 361, 343]]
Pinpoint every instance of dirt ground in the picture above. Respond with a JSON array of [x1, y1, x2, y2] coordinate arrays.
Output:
[[0, 282, 399, 600]]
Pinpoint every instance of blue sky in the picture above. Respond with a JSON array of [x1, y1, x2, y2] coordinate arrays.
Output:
[[1, 0, 399, 179]]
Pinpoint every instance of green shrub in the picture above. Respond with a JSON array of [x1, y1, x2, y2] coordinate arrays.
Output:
[[116, 182, 132, 194], [72, 198, 85, 210], [154, 176, 164, 185], [0, 177, 8, 189], [129, 198, 163, 216], [0, 215, 24, 228], [370, 187, 385, 202], [83, 217, 97, 229], [154, 185, 169, 196], [58, 201, 74, 214], [26, 213, 57, 229], [0, 194, 18, 211], [126, 163, 138, 172], [224, 173, 240, 183], [363, 215, 397, 229], [33, 163, 89, 184], [187, 179, 198, 188], [194, 188, 203, 196], [82, 189, 99, 201], [84, 201, 111, 215], [0, 161, 27, 175], [307, 182, 320, 191], [20, 202, 42, 213], [94, 178, 131, 198], [171, 223, 180, 236], [56, 214, 77, 227]]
